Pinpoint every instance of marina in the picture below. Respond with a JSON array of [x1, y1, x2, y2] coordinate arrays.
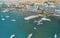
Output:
[[0, 8, 60, 38], [0, 0, 60, 38]]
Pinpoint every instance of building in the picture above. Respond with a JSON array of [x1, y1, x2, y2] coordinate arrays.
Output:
[[18, 0, 60, 3]]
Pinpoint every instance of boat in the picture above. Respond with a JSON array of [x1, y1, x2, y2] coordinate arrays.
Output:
[[28, 33, 32, 38], [24, 14, 42, 20], [54, 34, 57, 38], [37, 17, 51, 25], [10, 34, 15, 38], [41, 17, 51, 21]]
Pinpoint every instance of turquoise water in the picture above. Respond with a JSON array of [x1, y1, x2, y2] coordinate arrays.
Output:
[[0, 9, 60, 38]]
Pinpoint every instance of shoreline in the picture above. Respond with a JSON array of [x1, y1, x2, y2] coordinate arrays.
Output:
[[1, 7, 42, 13]]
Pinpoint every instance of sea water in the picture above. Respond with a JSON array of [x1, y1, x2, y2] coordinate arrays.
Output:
[[0, 9, 60, 38]]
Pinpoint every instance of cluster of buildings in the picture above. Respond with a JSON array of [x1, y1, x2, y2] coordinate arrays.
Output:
[[18, 0, 60, 14], [0, 0, 60, 14]]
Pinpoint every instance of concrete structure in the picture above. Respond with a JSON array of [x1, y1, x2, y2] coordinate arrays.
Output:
[[26, 5, 38, 10]]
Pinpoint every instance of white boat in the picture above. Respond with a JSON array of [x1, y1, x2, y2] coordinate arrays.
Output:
[[2, 18, 5, 21], [54, 34, 57, 38], [41, 17, 51, 21], [24, 15, 40, 20], [37, 17, 51, 25], [11, 19, 16, 22], [24, 14, 43, 20], [28, 33, 32, 38], [10, 34, 15, 38]]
